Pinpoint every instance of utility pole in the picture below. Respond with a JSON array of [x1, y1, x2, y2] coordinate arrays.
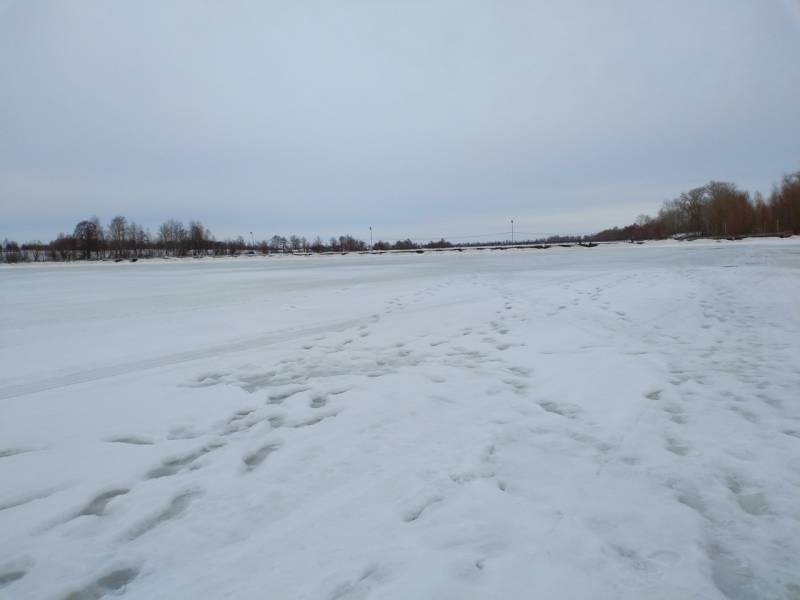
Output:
[[250, 232, 255, 251], [370, 226, 373, 251], [511, 219, 514, 245]]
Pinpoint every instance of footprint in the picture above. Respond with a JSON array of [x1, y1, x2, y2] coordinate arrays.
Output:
[[539, 401, 578, 418], [293, 413, 337, 428], [663, 404, 685, 421], [64, 567, 139, 600], [310, 394, 328, 409], [675, 488, 711, 520], [665, 438, 689, 456], [403, 496, 443, 523], [228, 409, 255, 423], [145, 441, 224, 479], [238, 373, 275, 393], [366, 370, 391, 378], [729, 405, 758, 424], [243, 443, 280, 471], [328, 563, 381, 600], [503, 379, 528, 394], [268, 386, 311, 405], [76, 489, 129, 517], [128, 491, 199, 540], [507, 366, 532, 377], [108, 436, 154, 446], [736, 492, 769, 516], [191, 372, 228, 387], [0, 448, 36, 459], [166, 426, 200, 441], [707, 545, 756, 600], [224, 416, 262, 435], [224, 409, 259, 433], [0, 569, 27, 590], [268, 415, 285, 428]]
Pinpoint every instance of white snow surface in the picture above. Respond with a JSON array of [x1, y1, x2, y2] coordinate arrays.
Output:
[[1, 239, 799, 600]]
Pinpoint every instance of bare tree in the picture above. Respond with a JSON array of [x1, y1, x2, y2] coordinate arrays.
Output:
[[108, 215, 128, 257], [679, 187, 707, 235], [158, 219, 187, 256], [73, 219, 102, 260], [23, 241, 44, 262], [126, 221, 147, 257], [188, 221, 211, 255], [769, 172, 800, 233], [310, 236, 325, 253]]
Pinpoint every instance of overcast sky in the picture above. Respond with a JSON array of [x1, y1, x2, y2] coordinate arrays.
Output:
[[1, 1, 799, 243]]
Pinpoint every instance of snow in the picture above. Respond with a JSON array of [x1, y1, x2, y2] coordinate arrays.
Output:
[[1, 239, 799, 599]]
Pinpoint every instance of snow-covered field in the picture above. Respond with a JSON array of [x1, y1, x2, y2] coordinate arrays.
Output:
[[1, 239, 799, 600]]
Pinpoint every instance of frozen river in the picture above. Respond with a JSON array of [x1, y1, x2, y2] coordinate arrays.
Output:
[[1, 239, 799, 599]]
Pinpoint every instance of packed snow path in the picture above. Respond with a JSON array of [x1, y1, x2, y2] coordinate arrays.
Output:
[[1, 240, 799, 599]]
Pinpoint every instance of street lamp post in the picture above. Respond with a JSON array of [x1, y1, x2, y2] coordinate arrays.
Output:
[[250, 232, 255, 252], [511, 220, 514, 245], [370, 226, 373, 251]]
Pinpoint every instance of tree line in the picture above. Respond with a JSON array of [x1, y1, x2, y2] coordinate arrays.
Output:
[[4, 216, 221, 262], [2, 169, 797, 263], [593, 171, 800, 242], [0, 215, 463, 263]]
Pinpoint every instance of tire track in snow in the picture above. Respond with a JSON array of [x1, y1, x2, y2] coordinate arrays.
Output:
[[0, 318, 366, 401], [0, 293, 495, 401]]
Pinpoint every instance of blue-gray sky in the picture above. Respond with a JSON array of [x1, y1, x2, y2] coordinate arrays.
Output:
[[2, 0, 799, 243]]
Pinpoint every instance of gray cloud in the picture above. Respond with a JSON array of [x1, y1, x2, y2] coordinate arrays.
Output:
[[2, 0, 799, 242]]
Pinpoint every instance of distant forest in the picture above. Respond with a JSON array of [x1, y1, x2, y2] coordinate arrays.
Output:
[[2, 170, 797, 263], [593, 171, 799, 242]]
